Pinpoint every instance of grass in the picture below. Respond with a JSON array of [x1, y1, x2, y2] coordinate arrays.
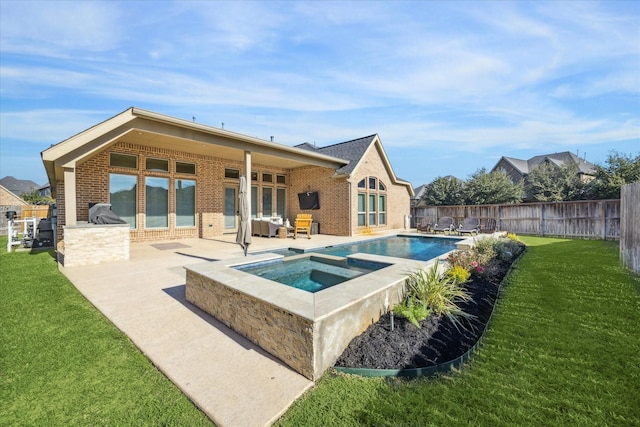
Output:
[[2, 236, 639, 426], [277, 236, 640, 426], [0, 240, 214, 426]]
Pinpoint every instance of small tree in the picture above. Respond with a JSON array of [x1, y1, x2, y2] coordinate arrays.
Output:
[[464, 168, 523, 205], [21, 189, 54, 205], [421, 176, 466, 206], [526, 162, 589, 202], [590, 151, 640, 199]]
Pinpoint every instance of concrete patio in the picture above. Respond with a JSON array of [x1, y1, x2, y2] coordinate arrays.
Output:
[[59, 229, 414, 427]]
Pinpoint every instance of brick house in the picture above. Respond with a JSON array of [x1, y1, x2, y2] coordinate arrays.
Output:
[[42, 107, 413, 251]]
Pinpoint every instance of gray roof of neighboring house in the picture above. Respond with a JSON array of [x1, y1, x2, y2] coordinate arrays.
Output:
[[412, 184, 427, 200], [0, 176, 41, 196], [496, 151, 596, 176]]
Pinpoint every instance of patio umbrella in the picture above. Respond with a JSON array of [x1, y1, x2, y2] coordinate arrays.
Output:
[[235, 175, 251, 256]]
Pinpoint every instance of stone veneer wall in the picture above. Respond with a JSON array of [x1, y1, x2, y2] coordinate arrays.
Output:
[[185, 269, 315, 379], [59, 223, 129, 267], [185, 259, 410, 381]]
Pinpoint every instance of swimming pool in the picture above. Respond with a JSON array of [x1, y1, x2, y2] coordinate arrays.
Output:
[[274, 235, 461, 261], [235, 255, 389, 293]]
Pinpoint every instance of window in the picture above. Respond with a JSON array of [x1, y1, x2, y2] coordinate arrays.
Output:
[[357, 176, 387, 227], [276, 174, 286, 184], [251, 186, 258, 218], [145, 177, 168, 228], [379, 195, 386, 225], [262, 173, 273, 183], [369, 194, 377, 225], [176, 161, 196, 175], [175, 179, 195, 227], [146, 157, 169, 172], [109, 174, 137, 228], [251, 171, 258, 181], [276, 188, 286, 218], [225, 168, 240, 179], [110, 153, 137, 169], [262, 187, 273, 217], [357, 193, 366, 226]]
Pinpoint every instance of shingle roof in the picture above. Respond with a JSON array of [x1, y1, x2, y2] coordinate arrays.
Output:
[[0, 176, 41, 196], [497, 152, 596, 176], [296, 134, 377, 176], [527, 152, 596, 175]]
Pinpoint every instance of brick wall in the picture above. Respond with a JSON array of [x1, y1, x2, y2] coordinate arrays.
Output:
[[57, 139, 410, 243], [348, 144, 411, 235], [288, 166, 351, 235]]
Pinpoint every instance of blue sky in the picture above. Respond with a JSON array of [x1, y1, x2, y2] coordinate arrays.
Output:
[[1, 0, 638, 188]]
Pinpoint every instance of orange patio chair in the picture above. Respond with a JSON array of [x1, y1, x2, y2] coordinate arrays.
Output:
[[293, 214, 312, 239]]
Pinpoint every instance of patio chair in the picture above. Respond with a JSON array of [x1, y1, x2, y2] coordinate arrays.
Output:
[[481, 218, 497, 234], [416, 217, 432, 233], [293, 214, 312, 239], [432, 216, 454, 234], [458, 217, 480, 236]]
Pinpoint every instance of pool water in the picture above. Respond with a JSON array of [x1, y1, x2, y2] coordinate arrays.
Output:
[[276, 236, 460, 261], [236, 256, 388, 293]]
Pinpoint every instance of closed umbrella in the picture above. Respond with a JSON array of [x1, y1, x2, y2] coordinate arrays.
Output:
[[235, 175, 251, 256]]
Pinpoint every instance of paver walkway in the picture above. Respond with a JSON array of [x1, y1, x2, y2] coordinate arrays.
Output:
[[59, 231, 408, 426]]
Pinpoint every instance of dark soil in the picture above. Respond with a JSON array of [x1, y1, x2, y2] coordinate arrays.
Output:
[[335, 243, 525, 370]]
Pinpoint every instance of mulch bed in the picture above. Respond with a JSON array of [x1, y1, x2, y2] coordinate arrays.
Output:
[[335, 243, 525, 370]]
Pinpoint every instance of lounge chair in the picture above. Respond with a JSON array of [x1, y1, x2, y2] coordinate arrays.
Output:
[[481, 218, 497, 234], [432, 216, 454, 234], [458, 217, 480, 235], [293, 214, 312, 239], [416, 217, 432, 233]]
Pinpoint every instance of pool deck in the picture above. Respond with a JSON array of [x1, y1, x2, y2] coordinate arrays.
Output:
[[58, 229, 466, 427]]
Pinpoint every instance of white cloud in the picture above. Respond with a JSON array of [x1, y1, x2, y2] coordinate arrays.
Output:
[[0, 1, 123, 56]]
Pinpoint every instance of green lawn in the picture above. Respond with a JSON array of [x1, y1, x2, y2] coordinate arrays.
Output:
[[0, 241, 214, 426], [277, 237, 640, 426], [2, 237, 639, 426]]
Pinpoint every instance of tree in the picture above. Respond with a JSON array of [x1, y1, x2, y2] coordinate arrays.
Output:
[[21, 189, 54, 205], [590, 151, 640, 199], [421, 176, 465, 206], [464, 168, 523, 205], [525, 161, 589, 202]]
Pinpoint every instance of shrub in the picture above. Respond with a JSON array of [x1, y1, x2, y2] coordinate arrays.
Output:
[[506, 232, 518, 241], [473, 237, 497, 266], [446, 265, 471, 285], [393, 297, 430, 328]]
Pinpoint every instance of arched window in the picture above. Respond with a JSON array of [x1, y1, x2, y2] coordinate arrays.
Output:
[[357, 177, 387, 227]]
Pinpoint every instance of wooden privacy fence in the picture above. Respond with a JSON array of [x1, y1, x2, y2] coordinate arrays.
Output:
[[620, 182, 640, 273], [413, 199, 621, 240]]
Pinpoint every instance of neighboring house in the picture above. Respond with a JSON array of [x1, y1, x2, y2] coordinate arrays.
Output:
[[491, 151, 596, 184], [409, 184, 428, 227], [0, 184, 29, 236], [41, 107, 413, 245], [0, 176, 40, 197], [37, 183, 52, 198]]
